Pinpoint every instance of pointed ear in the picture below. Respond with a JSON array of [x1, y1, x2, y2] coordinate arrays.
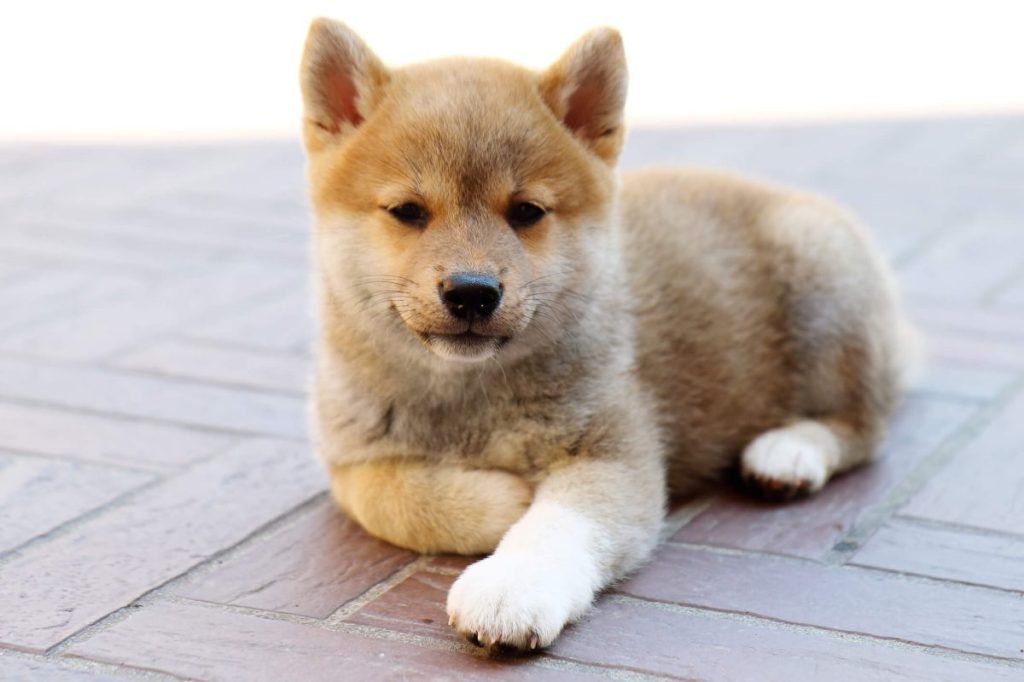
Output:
[[539, 28, 628, 163], [300, 19, 389, 151]]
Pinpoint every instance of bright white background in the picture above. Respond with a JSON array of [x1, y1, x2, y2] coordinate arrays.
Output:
[[1, 0, 1021, 141]]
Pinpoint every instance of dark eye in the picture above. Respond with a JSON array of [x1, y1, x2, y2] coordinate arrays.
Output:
[[388, 202, 429, 226], [507, 201, 546, 229]]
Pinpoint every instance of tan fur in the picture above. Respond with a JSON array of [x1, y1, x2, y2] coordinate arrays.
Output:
[[329, 461, 532, 554], [300, 19, 912, 651]]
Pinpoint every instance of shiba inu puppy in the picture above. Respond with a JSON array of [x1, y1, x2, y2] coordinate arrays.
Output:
[[300, 18, 913, 653]]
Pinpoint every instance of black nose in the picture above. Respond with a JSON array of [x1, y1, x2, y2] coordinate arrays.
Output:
[[440, 273, 502, 320]]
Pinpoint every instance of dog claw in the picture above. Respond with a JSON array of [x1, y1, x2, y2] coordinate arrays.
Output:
[[448, 614, 455, 627], [466, 632, 483, 647], [529, 633, 539, 650]]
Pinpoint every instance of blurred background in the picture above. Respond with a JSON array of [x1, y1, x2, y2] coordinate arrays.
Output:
[[2, 0, 1022, 141]]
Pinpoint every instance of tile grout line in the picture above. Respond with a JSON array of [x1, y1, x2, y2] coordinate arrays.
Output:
[[605, 593, 1024, 671], [0, 274, 175, 338], [661, 539, 1024, 599], [45, 491, 329, 658], [0, 392, 308, 443], [140, 491, 333, 598], [0, 646, 192, 682], [90, 279, 309, 366], [97, 360, 309, 399], [822, 375, 1024, 565], [174, 332, 312, 358], [332, 621, 681, 682], [658, 494, 715, 543], [0, 475, 169, 570], [885, 512, 1024, 543], [322, 555, 436, 625], [843, 559, 1024, 597], [0, 444, 175, 476], [0, 346, 308, 398], [0, 427, 281, 569], [980, 258, 1024, 305], [126, 595, 680, 682]]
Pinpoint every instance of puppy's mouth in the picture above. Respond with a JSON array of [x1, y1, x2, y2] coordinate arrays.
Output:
[[416, 330, 510, 362]]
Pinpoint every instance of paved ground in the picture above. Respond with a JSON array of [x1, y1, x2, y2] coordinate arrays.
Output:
[[0, 116, 1022, 681]]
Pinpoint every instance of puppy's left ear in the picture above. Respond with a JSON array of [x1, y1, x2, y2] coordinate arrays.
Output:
[[540, 28, 628, 164], [300, 18, 389, 152]]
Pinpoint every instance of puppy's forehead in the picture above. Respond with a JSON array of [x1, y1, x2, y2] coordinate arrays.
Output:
[[392, 58, 541, 115], [372, 60, 567, 190], [319, 58, 607, 215]]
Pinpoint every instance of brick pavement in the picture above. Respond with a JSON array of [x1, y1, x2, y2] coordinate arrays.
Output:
[[1, 116, 1022, 680]]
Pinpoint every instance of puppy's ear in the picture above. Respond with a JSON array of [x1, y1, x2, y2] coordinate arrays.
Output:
[[300, 19, 389, 151], [540, 28, 628, 164]]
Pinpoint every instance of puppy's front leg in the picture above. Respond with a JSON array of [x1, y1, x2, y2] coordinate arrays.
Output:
[[329, 460, 532, 555], [446, 447, 665, 652]]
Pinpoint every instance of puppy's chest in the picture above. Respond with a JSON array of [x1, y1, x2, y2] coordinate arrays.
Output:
[[339, 391, 585, 472]]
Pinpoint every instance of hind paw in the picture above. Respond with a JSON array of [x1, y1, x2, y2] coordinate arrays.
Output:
[[741, 426, 831, 500]]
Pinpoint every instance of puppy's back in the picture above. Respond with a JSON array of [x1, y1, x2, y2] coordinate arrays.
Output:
[[619, 168, 905, 493]]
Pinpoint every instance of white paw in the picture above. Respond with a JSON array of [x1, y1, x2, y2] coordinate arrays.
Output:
[[445, 553, 594, 653], [741, 425, 833, 499]]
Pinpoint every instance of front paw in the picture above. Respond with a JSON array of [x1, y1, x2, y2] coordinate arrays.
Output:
[[445, 553, 594, 653]]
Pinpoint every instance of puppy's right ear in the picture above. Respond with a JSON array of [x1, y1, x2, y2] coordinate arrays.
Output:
[[300, 19, 389, 151]]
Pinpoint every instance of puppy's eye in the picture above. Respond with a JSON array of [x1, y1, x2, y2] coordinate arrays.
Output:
[[507, 201, 546, 229], [388, 202, 429, 226]]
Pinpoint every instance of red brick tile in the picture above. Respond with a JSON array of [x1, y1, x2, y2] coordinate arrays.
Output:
[[802, 175, 966, 263], [347, 572, 458, 641], [186, 290, 311, 355], [0, 259, 302, 362], [910, 301, 1024, 341], [0, 454, 149, 553], [180, 499, 416, 618], [878, 118, 1015, 177], [0, 269, 141, 334], [899, 215, 1024, 304], [10, 197, 307, 263], [912, 360, 1016, 402], [923, 331, 1024, 370], [153, 143, 306, 213], [0, 358, 306, 439], [617, 544, 1024, 660], [901, 389, 1024, 536], [0, 220, 225, 275], [0, 147, 164, 207], [67, 600, 596, 681], [996, 277, 1024, 310], [0, 260, 35, 284], [0, 439, 322, 652], [0, 653, 130, 681], [673, 396, 974, 558], [0, 400, 234, 472], [554, 597, 1023, 682], [348, 571, 1024, 681], [852, 519, 1024, 592], [111, 339, 309, 394]]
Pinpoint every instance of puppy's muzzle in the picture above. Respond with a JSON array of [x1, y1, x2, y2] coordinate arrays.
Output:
[[439, 273, 502, 321]]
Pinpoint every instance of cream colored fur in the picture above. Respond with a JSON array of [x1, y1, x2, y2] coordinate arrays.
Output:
[[300, 18, 911, 652]]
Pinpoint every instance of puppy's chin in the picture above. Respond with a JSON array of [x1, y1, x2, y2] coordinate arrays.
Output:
[[420, 332, 507, 364]]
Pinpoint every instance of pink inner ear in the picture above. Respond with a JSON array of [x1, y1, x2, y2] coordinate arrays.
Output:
[[323, 67, 362, 131], [564, 73, 604, 137]]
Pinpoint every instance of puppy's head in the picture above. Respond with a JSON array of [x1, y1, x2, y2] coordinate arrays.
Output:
[[301, 20, 627, 365]]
